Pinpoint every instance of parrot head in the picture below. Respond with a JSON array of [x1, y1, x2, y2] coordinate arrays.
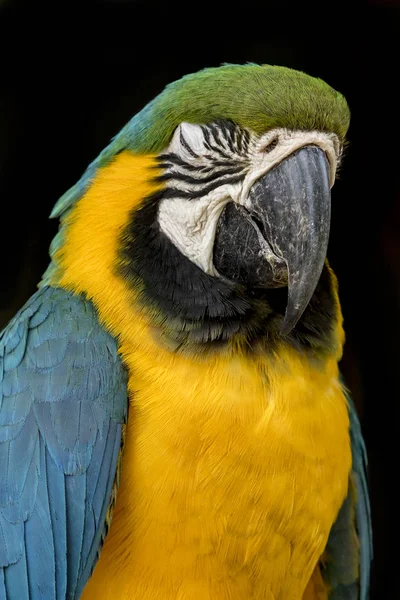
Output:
[[48, 64, 350, 352]]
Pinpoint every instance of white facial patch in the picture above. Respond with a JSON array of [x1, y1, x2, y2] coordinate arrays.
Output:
[[157, 122, 340, 276], [158, 183, 241, 276]]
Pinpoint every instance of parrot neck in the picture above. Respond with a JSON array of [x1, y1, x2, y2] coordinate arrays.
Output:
[[46, 152, 344, 361]]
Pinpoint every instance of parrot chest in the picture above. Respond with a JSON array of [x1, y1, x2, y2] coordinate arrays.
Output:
[[82, 351, 351, 600]]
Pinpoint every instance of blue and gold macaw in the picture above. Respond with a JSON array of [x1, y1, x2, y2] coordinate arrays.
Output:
[[0, 64, 372, 599]]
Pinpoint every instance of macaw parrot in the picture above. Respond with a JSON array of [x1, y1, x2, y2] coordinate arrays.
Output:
[[0, 63, 372, 599]]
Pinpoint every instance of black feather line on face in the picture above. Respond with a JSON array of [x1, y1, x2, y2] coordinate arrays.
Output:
[[179, 130, 199, 158], [152, 175, 245, 201], [156, 165, 245, 186]]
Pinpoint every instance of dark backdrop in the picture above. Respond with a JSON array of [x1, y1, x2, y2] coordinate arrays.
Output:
[[1, 1, 398, 597]]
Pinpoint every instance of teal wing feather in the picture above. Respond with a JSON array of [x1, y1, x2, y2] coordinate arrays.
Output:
[[323, 389, 373, 599], [0, 286, 128, 599]]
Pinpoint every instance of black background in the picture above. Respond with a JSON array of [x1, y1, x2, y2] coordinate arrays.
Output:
[[1, 1, 398, 597]]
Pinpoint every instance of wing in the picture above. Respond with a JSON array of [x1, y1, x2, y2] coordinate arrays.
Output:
[[322, 389, 373, 599], [0, 286, 128, 599]]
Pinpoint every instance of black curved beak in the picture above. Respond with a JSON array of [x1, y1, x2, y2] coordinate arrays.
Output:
[[213, 145, 331, 334], [249, 146, 331, 333]]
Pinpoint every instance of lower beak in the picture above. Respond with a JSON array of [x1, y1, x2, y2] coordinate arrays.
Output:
[[213, 145, 331, 334]]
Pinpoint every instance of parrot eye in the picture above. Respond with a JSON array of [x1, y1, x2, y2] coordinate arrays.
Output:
[[261, 136, 279, 153]]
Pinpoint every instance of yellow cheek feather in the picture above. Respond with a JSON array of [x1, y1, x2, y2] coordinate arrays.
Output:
[[52, 152, 351, 599]]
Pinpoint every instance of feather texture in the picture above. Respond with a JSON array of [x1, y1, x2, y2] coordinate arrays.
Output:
[[0, 286, 128, 599], [322, 389, 372, 599]]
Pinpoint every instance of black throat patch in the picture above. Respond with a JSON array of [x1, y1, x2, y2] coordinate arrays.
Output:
[[117, 187, 339, 357]]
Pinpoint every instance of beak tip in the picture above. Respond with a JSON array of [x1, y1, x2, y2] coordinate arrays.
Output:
[[280, 321, 294, 336], [280, 304, 304, 336]]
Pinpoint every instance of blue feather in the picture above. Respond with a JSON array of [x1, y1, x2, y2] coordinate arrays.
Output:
[[28, 304, 51, 329], [1, 366, 29, 398], [0, 569, 6, 600], [1, 427, 39, 523], [0, 516, 23, 567], [76, 421, 121, 598], [0, 286, 128, 598], [323, 387, 373, 599], [330, 583, 359, 600], [24, 437, 56, 599], [347, 398, 373, 600], [25, 337, 69, 371], [2, 546, 29, 600], [45, 446, 67, 600], [65, 473, 86, 598], [0, 412, 39, 508], [79, 420, 115, 575], [0, 388, 32, 429], [3, 334, 27, 372]]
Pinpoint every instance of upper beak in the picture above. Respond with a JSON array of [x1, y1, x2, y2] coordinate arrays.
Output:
[[248, 145, 331, 333]]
